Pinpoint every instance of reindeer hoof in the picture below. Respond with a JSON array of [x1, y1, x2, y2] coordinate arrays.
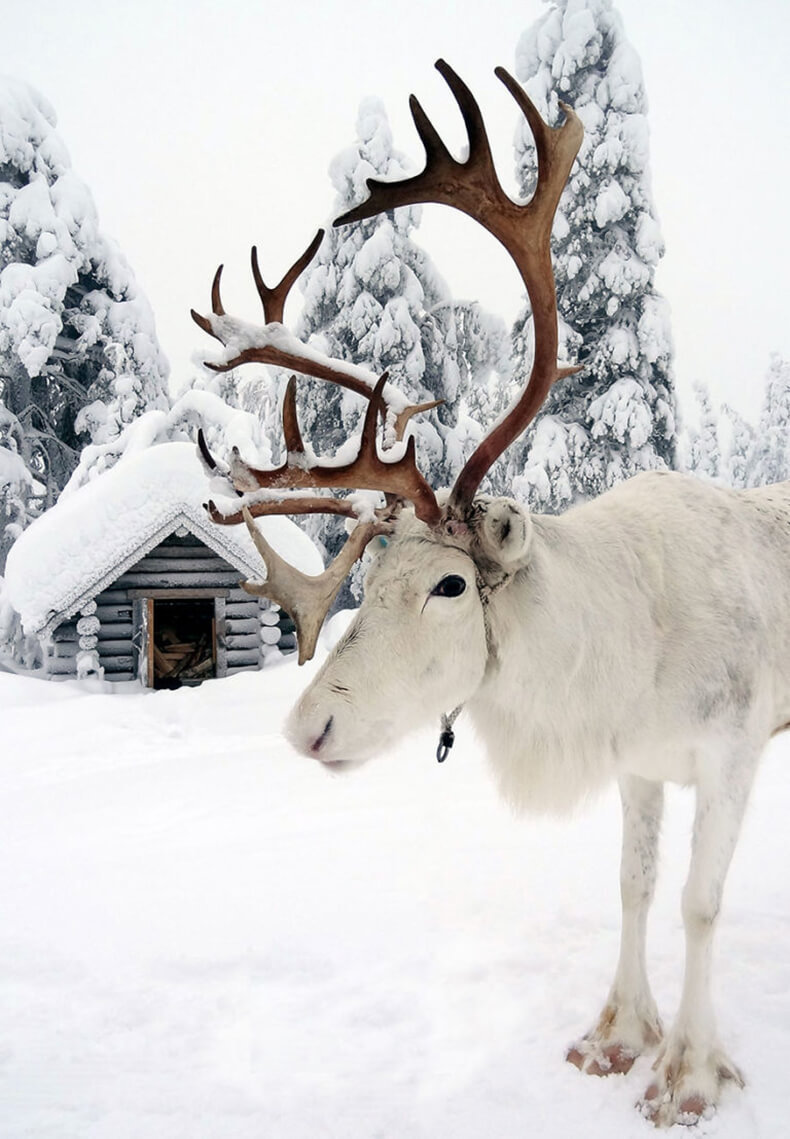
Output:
[[638, 1040, 744, 1127], [567, 1002, 662, 1079], [639, 1083, 711, 1127], [566, 1040, 638, 1076]]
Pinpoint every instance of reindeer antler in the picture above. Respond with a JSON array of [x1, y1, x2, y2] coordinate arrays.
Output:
[[193, 61, 583, 663], [203, 375, 441, 526], [241, 506, 388, 665], [336, 60, 584, 515], [197, 369, 440, 661], [193, 231, 448, 660]]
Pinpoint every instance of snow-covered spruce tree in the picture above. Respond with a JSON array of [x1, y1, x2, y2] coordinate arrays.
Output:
[[722, 404, 754, 490], [686, 380, 721, 481], [295, 98, 508, 594], [179, 351, 289, 477], [505, 0, 677, 511], [0, 399, 36, 568], [743, 354, 790, 487], [0, 76, 169, 553]]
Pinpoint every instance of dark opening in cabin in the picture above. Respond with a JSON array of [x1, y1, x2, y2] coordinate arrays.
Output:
[[152, 598, 216, 688]]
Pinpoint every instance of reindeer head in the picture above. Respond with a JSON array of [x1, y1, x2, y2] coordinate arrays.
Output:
[[285, 493, 536, 764], [193, 61, 582, 764]]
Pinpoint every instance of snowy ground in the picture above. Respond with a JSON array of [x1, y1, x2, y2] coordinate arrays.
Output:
[[1, 654, 789, 1138]]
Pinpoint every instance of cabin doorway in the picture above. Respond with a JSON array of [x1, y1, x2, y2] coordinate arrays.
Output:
[[151, 598, 216, 688]]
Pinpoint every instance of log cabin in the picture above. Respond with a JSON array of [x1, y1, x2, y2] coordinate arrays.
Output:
[[3, 443, 323, 686]]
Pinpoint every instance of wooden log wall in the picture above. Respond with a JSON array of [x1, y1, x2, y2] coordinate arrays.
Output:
[[46, 530, 297, 682]]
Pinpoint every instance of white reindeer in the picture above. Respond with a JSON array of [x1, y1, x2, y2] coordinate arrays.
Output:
[[193, 62, 786, 1126]]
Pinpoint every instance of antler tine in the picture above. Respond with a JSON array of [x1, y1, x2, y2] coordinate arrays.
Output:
[[495, 68, 579, 234], [241, 506, 387, 665], [408, 93, 453, 167], [358, 370, 386, 456], [197, 427, 219, 472], [393, 398, 443, 442], [281, 376, 305, 454], [434, 58, 495, 172], [189, 265, 226, 343], [250, 229, 325, 323], [211, 265, 226, 315]]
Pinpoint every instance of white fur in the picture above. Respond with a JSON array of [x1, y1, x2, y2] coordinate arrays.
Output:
[[286, 470, 790, 1124]]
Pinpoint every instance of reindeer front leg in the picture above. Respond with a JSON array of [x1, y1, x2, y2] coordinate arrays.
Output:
[[640, 748, 755, 1127], [568, 774, 664, 1076]]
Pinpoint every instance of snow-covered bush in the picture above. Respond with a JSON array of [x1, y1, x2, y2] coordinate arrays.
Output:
[[61, 386, 279, 498]]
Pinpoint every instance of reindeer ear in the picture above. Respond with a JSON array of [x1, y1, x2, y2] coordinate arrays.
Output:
[[477, 498, 532, 568]]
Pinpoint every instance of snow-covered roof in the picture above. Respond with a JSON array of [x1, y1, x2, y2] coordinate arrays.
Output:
[[4, 442, 323, 635]]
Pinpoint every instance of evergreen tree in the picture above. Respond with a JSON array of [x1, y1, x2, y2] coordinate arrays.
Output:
[[295, 97, 508, 590], [745, 354, 790, 487], [184, 358, 288, 476], [0, 400, 36, 567], [687, 380, 720, 481], [722, 404, 754, 490], [506, 0, 677, 511], [0, 76, 169, 563]]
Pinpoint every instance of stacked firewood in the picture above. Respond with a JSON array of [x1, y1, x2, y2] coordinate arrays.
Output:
[[154, 630, 213, 682]]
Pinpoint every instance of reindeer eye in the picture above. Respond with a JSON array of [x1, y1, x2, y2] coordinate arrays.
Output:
[[431, 574, 467, 598]]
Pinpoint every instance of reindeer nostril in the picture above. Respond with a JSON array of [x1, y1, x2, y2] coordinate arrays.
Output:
[[310, 715, 334, 756]]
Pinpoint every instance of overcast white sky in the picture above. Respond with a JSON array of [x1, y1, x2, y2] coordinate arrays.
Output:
[[3, 0, 790, 421]]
